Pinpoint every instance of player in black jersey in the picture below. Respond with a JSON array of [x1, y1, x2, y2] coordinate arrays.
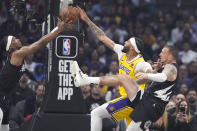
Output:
[[126, 45, 178, 130], [0, 19, 72, 131], [71, 45, 178, 131]]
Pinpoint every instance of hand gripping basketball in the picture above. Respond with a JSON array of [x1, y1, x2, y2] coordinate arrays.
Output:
[[61, 6, 79, 23]]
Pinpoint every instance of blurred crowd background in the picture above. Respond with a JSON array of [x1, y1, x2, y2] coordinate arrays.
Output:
[[0, 0, 197, 131]]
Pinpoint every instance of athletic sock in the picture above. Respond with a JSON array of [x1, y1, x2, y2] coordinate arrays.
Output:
[[87, 77, 100, 85]]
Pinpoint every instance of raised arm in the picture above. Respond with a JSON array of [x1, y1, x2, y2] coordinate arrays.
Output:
[[77, 7, 115, 50], [11, 19, 72, 65], [17, 19, 72, 57]]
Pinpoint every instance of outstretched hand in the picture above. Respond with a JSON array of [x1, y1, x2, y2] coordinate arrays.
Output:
[[57, 18, 73, 32], [77, 6, 90, 22]]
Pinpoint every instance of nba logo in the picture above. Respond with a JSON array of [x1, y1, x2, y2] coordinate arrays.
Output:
[[63, 39, 71, 55]]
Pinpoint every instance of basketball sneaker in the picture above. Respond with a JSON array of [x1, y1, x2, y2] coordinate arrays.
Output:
[[71, 61, 89, 87]]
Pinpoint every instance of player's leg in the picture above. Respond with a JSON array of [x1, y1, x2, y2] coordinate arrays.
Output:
[[127, 94, 155, 131], [126, 121, 143, 131], [71, 61, 138, 100], [71, 61, 141, 130], [91, 103, 111, 131], [91, 97, 135, 131], [99, 74, 139, 101], [91, 75, 139, 131]]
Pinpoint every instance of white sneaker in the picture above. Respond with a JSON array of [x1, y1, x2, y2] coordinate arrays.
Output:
[[70, 61, 89, 87]]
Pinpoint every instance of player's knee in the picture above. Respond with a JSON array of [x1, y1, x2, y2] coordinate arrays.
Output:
[[91, 105, 108, 119], [91, 108, 99, 117]]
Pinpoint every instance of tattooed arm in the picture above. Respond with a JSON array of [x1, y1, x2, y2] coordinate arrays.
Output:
[[77, 7, 115, 50], [162, 64, 177, 81]]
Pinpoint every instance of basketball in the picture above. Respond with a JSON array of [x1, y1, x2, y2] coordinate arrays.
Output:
[[61, 6, 79, 23]]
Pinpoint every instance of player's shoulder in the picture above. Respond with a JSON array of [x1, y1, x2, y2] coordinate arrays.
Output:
[[163, 63, 178, 75], [12, 46, 28, 56], [114, 44, 124, 50], [114, 44, 125, 61], [164, 63, 177, 70], [136, 61, 151, 67]]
